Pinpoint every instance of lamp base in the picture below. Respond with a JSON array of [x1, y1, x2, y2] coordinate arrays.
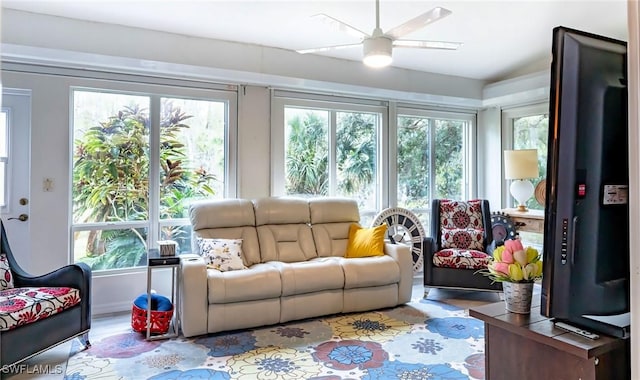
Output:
[[510, 179, 534, 213]]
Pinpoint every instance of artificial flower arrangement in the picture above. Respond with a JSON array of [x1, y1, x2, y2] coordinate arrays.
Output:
[[480, 239, 543, 283]]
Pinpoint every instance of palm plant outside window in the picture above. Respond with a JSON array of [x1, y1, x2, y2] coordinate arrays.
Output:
[[284, 107, 379, 225]]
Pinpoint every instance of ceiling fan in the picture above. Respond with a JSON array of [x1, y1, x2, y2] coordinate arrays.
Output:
[[296, 0, 462, 68]]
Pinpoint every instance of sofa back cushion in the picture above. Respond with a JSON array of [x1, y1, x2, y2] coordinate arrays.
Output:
[[189, 198, 261, 266], [253, 197, 317, 263], [309, 198, 360, 257]]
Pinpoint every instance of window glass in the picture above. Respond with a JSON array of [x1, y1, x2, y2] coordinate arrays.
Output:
[[513, 113, 548, 211], [159, 97, 226, 250], [283, 105, 381, 226], [284, 108, 329, 196], [397, 113, 471, 231], [336, 111, 378, 212]]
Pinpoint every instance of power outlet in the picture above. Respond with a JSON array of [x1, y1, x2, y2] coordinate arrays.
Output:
[[43, 178, 54, 192]]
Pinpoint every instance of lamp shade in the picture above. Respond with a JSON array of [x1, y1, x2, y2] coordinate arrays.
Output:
[[504, 149, 538, 180]]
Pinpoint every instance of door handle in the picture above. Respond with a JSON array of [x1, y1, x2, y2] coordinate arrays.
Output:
[[8, 214, 28, 222]]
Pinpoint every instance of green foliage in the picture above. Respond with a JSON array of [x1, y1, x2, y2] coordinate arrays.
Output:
[[397, 117, 430, 209], [285, 112, 329, 195], [336, 113, 376, 198], [73, 101, 216, 270]]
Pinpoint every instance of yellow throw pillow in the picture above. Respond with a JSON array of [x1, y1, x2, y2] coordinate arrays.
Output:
[[345, 223, 387, 258]]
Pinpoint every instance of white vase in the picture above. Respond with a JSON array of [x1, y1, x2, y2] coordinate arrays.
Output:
[[502, 281, 534, 314]]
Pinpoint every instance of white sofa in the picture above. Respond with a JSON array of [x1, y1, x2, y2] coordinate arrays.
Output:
[[179, 197, 413, 338]]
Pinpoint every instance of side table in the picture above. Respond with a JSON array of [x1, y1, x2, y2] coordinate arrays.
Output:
[[146, 248, 181, 340], [469, 300, 630, 379]]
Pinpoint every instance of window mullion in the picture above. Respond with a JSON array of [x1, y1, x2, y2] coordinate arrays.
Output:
[[329, 111, 337, 195], [148, 96, 161, 248]]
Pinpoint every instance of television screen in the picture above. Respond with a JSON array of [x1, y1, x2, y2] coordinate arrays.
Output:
[[542, 26, 630, 338]]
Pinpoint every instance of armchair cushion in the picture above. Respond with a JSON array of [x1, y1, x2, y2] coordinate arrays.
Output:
[[0, 287, 81, 331], [441, 228, 484, 251], [433, 249, 492, 270], [0, 254, 14, 290]]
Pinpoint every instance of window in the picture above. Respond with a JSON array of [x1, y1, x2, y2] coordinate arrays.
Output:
[[503, 104, 549, 211], [396, 108, 475, 231], [71, 88, 234, 271], [273, 93, 385, 225]]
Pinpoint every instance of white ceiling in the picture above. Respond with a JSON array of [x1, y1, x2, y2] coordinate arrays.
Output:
[[1, 0, 629, 82]]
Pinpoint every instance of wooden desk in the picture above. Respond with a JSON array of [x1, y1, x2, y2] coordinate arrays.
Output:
[[469, 300, 630, 380], [500, 208, 544, 234]]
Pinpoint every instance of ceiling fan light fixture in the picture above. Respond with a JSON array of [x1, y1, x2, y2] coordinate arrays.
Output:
[[362, 37, 392, 68]]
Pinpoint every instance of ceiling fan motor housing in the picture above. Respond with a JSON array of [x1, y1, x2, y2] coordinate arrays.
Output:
[[363, 36, 393, 67]]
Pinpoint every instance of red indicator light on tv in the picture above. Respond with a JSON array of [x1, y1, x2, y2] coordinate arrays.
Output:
[[578, 184, 586, 197]]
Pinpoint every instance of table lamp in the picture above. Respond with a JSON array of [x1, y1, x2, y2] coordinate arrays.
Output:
[[504, 149, 538, 212]]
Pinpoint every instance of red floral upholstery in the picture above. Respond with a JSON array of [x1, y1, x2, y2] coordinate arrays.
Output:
[[433, 249, 492, 270], [0, 287, 81, 331], [0, 254, 14, 290], [434, 199, 487, 269]]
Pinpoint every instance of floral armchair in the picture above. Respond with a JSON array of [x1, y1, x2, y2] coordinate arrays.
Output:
[[0, 220, 92, 369], [423, 199, 502, 295]]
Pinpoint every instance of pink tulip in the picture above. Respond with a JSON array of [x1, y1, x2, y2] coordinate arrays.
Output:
[[504, 239, 524, 253], [492, 262, 510, 276], [501, 249, 515, 264]]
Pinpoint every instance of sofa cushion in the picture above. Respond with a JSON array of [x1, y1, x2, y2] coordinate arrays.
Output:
[[268, 257, 344, 297], [207, 263, 282, 304], [198, 238, 247, 272], [309, 198, 360, 258], [191, 198, 262, 266], [340, 255, 400, 289], [0, 254, 14, 290], [254, 197, 317, 263], [309, 198, 360, 224], [190, 198, 256, 230], [0, 287, 81, 331], [253, 197, 310, 226], [345, 223, 387, 258]]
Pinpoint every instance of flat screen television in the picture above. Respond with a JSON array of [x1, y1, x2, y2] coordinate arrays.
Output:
[[542, 26, 630, 339]]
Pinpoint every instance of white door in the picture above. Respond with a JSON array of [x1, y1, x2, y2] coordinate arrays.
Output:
[[1, 89, 31, 269]]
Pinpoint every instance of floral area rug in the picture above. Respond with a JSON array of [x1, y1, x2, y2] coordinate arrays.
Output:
[[64, 298, 485, 380]]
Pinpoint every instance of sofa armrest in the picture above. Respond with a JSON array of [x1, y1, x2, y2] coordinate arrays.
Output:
[[180, 254, 208, 337], [384, 243, 412, 304]]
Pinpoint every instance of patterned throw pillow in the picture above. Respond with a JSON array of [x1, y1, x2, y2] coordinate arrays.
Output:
[[0, 254, 14, 290], [441, 228, 484, 251], [197, 238, 247, 272], [439, 199, 484, 230]]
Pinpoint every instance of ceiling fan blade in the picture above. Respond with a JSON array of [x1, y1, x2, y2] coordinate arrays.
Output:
[[393, 40, 462, 50], [386, 7, 452, 39], [296, 43, 362, 54], [312, 13, 369, 40]]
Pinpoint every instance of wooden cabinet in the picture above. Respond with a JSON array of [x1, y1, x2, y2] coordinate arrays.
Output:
[[500, 208, 544, 234], [470, 300, 630, 380]]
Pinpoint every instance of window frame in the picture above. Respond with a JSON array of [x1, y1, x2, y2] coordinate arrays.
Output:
[[271, 91, 388, 221], [393, 104, 477, 230], [69, 84, 238, 274]]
